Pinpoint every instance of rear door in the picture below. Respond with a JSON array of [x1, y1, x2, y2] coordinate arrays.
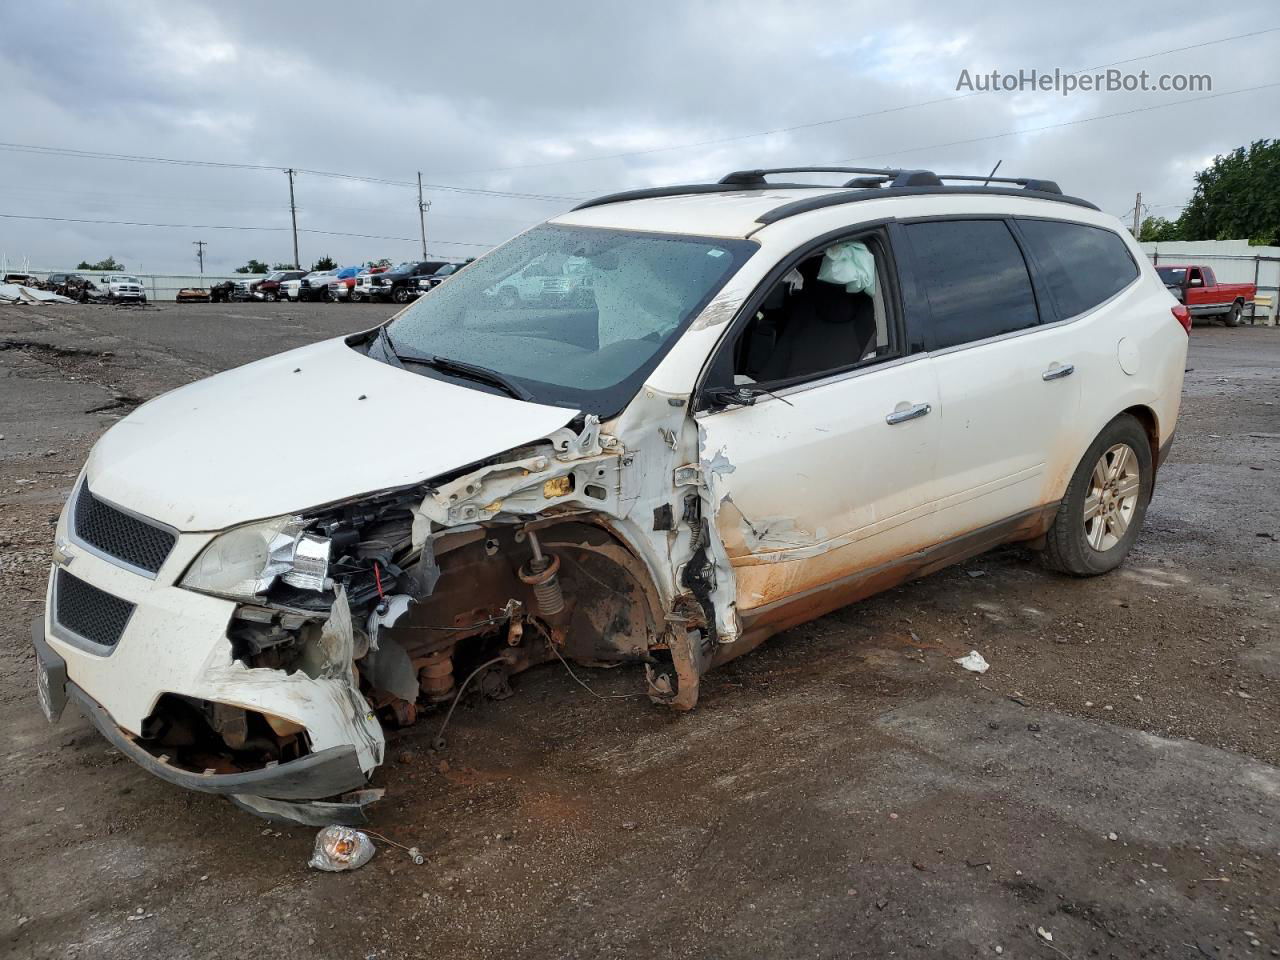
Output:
[[898, 218, 1081, 541]]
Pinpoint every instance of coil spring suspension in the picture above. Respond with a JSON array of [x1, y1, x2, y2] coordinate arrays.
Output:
[[518, 530, 565, 616]]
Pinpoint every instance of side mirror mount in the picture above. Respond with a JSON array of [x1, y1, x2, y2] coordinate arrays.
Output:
[[703, 385, 758, 408]]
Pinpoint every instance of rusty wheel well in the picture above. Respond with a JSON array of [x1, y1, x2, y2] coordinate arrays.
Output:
[[1122, 404, 1160, 474]]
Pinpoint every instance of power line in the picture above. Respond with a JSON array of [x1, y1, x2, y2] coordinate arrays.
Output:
[[834, 81, 1280, 167], [0, 142, 580, 203], [0, 212, 499, 247], [425, 26, 1280, 176]]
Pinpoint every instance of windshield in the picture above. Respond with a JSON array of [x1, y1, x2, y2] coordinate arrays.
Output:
[[1156, 266, 1187, 285], [381, 224, 754, 415]]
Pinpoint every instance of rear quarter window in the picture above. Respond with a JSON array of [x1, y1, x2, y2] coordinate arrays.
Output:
[[1015, 219, 1139, 320]]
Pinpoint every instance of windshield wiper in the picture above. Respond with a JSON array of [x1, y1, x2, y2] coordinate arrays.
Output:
[[371, 326, 533, 402], [398, 350, 534, 402]]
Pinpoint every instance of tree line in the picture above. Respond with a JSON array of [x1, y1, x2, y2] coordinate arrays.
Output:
[[1139, 139, 1278, 246]]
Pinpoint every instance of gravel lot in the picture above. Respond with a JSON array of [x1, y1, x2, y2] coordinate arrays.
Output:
[[2, 301, 1278, 959]]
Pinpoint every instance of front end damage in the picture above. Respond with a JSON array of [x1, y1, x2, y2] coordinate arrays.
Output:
[[39, 397, 744, 824], [227, 406, 727, 751]]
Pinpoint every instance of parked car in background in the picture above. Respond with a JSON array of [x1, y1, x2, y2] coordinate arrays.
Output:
[[355, 260, 449, 304], [30, 164, 1188, 826], [233, 269, 305, 302], [258, 269, 305, 302], [1155, 264, 1256, 327], [300, 266, 359, 301], [414, 260, 472, 295], [209, 281, 234, 303], [339, 265, 388, 302], [101, 275, 147, 304], [282, 269, 336, 302], [176, 287, 211, 303]]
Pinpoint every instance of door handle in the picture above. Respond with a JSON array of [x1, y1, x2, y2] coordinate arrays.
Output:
[[1042, 363, 1075, 381], [885, 402, 931, 425]]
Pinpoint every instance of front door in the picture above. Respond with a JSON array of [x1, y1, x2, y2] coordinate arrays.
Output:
[[693, 228, 940, 640]]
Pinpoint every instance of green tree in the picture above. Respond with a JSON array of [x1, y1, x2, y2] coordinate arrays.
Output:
[[364, 258, 392, 269], [311, 255, 338, 271], [1138, 216, 1183, 242], [235, 259, 270, 274], [272, 261, 297, 270], [75, 256, 124, 270], [1177, 139, 1280, 245]]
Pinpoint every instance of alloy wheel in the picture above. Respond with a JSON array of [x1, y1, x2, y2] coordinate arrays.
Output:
[[1083, 443, 1141, 551]]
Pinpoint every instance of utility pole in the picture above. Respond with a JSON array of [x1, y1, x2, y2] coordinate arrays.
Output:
[[417, 172, 430, 260], [192, 240, 207, 276], [285, 168, 301, 269], [1132, 191, 1142, 237]]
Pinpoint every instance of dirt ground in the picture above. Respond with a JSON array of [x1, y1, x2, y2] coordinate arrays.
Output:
[[2, 301, 1278, 960]]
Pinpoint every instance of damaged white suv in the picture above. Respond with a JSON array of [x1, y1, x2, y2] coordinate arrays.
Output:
[[33, 166, 1189, 824]]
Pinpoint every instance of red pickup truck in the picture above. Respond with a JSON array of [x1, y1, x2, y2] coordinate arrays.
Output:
[[1155, 264, 1256, 327]]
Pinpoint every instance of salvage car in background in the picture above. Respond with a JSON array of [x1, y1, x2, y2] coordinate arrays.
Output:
[[32, 165, 1188, 825]]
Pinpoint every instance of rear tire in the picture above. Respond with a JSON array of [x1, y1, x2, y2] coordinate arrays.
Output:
[[1038, 414, 1153, 576], [1224, 302, 1242, 327]]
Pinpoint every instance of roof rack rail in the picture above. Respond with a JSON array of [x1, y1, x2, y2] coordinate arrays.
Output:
[[570, 165, 1086, 214], [937, 174, 1063, 195], [719, 166, 943, 188]]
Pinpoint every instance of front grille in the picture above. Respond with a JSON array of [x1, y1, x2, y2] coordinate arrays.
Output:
[[55, 569, 135, 649], [73, 482, 176, 574]]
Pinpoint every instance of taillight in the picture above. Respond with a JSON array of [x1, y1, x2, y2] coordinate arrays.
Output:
[[1171, 304, 1191, 334]]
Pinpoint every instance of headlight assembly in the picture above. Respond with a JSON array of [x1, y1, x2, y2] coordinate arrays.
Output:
[[181, 516, 331, 600]]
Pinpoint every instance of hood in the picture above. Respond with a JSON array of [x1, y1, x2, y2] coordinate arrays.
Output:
[[86, 336, 578, 531]]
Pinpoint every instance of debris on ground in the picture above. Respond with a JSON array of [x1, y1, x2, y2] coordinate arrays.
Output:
[[954, 651, 990, 673], [308, 826, 376, 872], [0, 283, 75, 305]]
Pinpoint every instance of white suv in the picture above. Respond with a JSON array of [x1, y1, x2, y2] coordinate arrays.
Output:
[[32, 166, 1188, 825]]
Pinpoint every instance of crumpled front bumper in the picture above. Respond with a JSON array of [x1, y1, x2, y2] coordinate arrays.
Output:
[[35, 500, 387, 823], [33, 618, 379, 822]]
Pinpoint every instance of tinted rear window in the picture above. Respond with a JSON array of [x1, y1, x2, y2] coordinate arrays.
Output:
[[1016, 219, 1139, 320], [905, 219, 1039, 350]]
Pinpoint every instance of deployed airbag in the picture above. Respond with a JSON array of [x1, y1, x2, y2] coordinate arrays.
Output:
[[817, 241, 876, 295]]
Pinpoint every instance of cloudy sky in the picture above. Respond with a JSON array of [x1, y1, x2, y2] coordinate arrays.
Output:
[[1, 0, 1276, 276]]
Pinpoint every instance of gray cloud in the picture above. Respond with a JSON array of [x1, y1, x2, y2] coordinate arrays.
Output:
[[1, 0, 1275, 274]]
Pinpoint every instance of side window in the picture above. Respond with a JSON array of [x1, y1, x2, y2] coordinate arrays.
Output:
[[904, 220, 1039, 350], [729, 233, 894, 387], [1016, 219, 1140, 319]]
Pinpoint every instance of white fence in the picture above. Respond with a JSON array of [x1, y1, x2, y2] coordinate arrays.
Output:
[[21, 269, 244, 302], [1139, 239, 1280, 323]]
